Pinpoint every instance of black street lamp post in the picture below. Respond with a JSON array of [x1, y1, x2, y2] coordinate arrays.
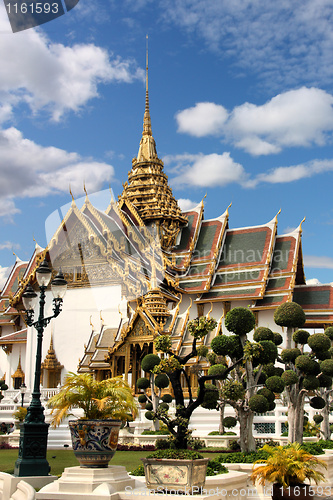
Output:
[[14, 259, 67, 477], [20, 383, 26, 407]]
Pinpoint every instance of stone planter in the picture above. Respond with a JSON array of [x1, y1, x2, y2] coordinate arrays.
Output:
[[69, 419, 121, 468], [141, 457, 209, 493]]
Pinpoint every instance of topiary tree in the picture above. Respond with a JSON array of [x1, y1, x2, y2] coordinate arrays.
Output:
[[274, 304, 333, 443], [212, 308, 282, 452], [139, 315, 239, 449], [136, 353, 169, 431]]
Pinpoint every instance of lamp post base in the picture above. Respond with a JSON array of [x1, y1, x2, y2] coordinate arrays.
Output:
[[14, 422, 50, 477]]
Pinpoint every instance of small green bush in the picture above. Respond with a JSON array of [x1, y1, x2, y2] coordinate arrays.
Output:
[[248, 394, 269, 413], [313, 414, 324, 424], [225, 307, 256, 336], [310, 396, 326, 409], [265, 376, 284, 393], [141, 354, 161, 372], [258, 341, 278, 364], [308, 333, 331, 353], [273, 332, 283, 346], [223, 416, 237, 428], [257, 388, 275, 402], [318, 374, 332, 388], [137, 377, 149, 390], [274, 302, 306, 328], [154, 374, 169, 389], [281, 348, 302, 363], [303, 375, 320, 391], [211, 336, 230, 356], [208, 364, 227, 377], [145, 402, 153, 411], [138, 394, 147, 404], [324, 327, 333, 340], [320, 359, 333, 376], [293, 329, 310, 344], [295, 355, 320, 375], [253, 327, 274, 342], [281, 370, 298, 386], [147, 449, 204, 460], [130, 464, 145, 476], [161, 394, 173, 403], [145, 411, 154, 420], [221, 380, 245, 401]]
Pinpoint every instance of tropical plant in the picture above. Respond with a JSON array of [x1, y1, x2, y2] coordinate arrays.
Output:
[[12, 406, 27, 422], [47, 372, 138, 427], [251, 443, 326, 488]]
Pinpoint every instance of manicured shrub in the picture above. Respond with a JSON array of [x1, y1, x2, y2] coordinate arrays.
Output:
[[223, 416, 237, 428], [145, 411, 154, 420], [253, 327, 274, 342], [274, 302, 306, 328], [248, 394, 269, 413], [202, 383, 219, 410], [257, 387, 275, 402], [320, 359, 333, 376], [228, 335, 244, 359], [325, 327, 333, 340], [303, 375, 320, 391], [145, 402, 153, 411], [273, 332, 283, 346], [137, 377, 150, 390], [293, 329, 310, 344], [310, 396, 326, 409], [138, 394, 147, 403], [141, 354, 161, 372], [281, 370, 298, 386], [295, 355, 320, 375], [313, 414, 324, 424], [225, 307, 256, 336], [208, 364, 227, 377], [221, 380, 245, 401], [318, 374, 332, 388], [258, 340, 278, 364], [161, 394, 173, 403], [154, 374, 169, 389], [197, 345, 209, 358], [211, 335, 231, 356], [265, 376, 285, 393], [159, 402, 169, 412], [316, 351, 332, 361], [281, 348, 302, 363], [308, 333, 331, 353]]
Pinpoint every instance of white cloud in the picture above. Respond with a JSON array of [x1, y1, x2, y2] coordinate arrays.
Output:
[[0, 127, 114, 216], [303, 255, 333, 269], [306, 278, 321, 285], [161, 1, 333, 88], [0, 241, 20, 251], [167, 152, 246, 188], [0, 266, 9, 289], [0, 9, 143, 121], [176, 88, 333, 156], [176, 102, 228, 137], [249, 159, 333, 187], [178, 198, 199, 211]]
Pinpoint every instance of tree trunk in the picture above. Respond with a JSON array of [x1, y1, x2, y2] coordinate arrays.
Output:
[[320, 392, 331, 440], [237, 406, 256, 452], [286, 327, 293, 349], [287, 386, 305, 443], [150, 374, 160, 431], [219, 402, 225, 434]]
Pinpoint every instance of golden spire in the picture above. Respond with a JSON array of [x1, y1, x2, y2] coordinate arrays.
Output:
[[137, 35, 157, 161]]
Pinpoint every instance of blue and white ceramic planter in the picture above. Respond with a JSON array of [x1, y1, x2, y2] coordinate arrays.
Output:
[[69, 419, 121, 468]]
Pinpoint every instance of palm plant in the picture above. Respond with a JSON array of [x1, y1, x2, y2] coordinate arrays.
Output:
[[47, 372, 138, 427], [251, 442, 326, 488]]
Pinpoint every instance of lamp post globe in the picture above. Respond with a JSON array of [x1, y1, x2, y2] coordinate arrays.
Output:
[[14, 259, 67, 477]]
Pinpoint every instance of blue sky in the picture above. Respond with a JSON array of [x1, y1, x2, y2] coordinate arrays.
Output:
[[1, 0, 333, 286]]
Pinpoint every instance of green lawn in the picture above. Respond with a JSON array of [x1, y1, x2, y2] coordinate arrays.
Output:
[[0, 449, 220, 477]]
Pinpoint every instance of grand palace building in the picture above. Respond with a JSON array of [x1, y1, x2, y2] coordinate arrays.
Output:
[[1, 70, 333, 414]]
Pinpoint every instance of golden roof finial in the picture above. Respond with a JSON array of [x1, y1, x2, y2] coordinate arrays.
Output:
[[299, 216, 306, 234], [69, 185, 75, 206], [83, 182, 88, 201], [206, 302, 213, 319]]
